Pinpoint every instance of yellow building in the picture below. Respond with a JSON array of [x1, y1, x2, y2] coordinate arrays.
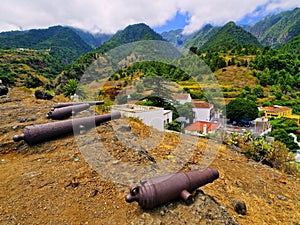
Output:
[[284, 114, 300, 126], [260, 105, 300, 126]]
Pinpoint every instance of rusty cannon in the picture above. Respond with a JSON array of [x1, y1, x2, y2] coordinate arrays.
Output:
[[13, 111, 121, 145], [47, 103, 91, 120], [47, 101, 105, 120], [53, 101, 104, 108], [125, 168, 219, 209]]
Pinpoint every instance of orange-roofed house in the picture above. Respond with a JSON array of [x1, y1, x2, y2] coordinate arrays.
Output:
[[185, 121, 221, 136], [260, 105, 300, 126], [172, 93, 192, 104], [172, 94, 217, 124], [260, 105, 292, 118], [192, 100, 215, 122]]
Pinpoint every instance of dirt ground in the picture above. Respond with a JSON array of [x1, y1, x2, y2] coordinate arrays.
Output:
[[0, 88, 299, 225]]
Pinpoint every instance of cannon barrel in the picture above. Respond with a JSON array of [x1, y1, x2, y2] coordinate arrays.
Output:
[[53, 101, 104, 108], [46, 103, 90, 120], [125, 168, 219, 209], [13, 111, 121, 145]]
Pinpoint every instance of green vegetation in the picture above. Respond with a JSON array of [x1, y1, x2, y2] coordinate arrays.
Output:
[[55, 23, 165, 93], [227, 132, 297, 175], [70, 27, 112, 48], [250, 7, 300, 47], [198, 21, 262, 53], [113, 61, 190, 82], [165, 120, 182, 132], [250, 48, 300, 96], [269, 118, 300, 151], [279, 34, 300, 56], [0, 49, 64, 86], [226, 98, 259, 122], [183, 24, 220, 49], [139, 96, 178, 119], [174, 102, 194, 123], [198, 52, 226, 72], [0, 26, 92, 64], [63, 78, 87, 98]]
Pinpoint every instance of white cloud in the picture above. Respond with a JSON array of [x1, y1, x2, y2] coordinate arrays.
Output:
[[178, 0, 272, 34], [0, 0, 299, 34], [264, 0, 300, 13]]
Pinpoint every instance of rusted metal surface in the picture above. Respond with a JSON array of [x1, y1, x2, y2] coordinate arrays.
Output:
[[13, 111, 121, 145], [46, 103, 90, 120], [53, 101, 104, 108], [126, 168, 219, 209]]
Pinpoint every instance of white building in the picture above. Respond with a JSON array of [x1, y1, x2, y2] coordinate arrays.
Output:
[[192, 101, 214, 122], [112, 104, 172, 131], [172, 94, 216, 123], [172, 94, 192, 104]]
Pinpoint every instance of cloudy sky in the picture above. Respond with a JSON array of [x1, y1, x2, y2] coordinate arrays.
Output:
[[0, 0, 299, 34]]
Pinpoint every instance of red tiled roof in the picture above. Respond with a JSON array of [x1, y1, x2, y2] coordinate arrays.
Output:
[[260, 106, 292, 113], [192, 100, 213, 108], [185, 121, 220, 132], [172, 94, 190, 100], [163, 110, 172, 115]]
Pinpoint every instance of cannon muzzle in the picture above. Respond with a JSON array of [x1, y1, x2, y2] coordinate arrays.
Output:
[[46, 103, 90, 120], [125, 168, 219, 209], [13, 111, 121, 145], [53, 101, 104, 108]]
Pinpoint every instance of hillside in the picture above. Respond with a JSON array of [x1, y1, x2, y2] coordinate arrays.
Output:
[[279, 34, 300, 56], [0, 49, 64, 86], [69, 27, 112, 49], [161, 29, 194, 46], [199, 22, 262, 52], [0, 87, 299, 224], [250, 7, 300, 47], [96, 23, 164, 52], [184, 24, 220, 49], [0, 26, 92, 64], [55, 23, 166, 92]]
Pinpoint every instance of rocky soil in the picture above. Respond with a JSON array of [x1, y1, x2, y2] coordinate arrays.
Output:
[[0, 87, 300, 225]]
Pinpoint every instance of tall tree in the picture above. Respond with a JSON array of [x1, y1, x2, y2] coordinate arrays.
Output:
[[226, 98, 258, 122]]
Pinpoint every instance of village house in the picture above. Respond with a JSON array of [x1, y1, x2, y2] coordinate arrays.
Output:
[[112, 104, 172, 131], [251, 117, 271, 136], [260, 105, 292, 118], [192, 100, 215, 122], [185, 121, 221, 136], [172, 94, 216, 123], [172, 93, 192, 104], [260, 105, 300, 126]]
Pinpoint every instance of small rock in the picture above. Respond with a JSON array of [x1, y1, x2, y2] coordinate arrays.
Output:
[[27, 117, 37, 122], [277, 195, 287, 201], [89, 189, 99, 197], [117, 125, 131, 132], [112, 160, 119, 165], [12, 125, 19, 130], [0, 83, 8, 96], [17, 118, 27, 123], [233, 199, 247, 215], [34, 90, 53, 100]]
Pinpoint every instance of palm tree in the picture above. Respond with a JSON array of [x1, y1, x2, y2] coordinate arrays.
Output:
[[63, 79, 87, 99]]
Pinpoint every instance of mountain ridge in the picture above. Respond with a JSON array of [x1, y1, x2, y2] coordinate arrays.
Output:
[[250, 7, 300, 47], [0, 26, 92, 64], [54, 23, 165, 93], [198, 21, 262, 52], [183, 24, 221, 49]]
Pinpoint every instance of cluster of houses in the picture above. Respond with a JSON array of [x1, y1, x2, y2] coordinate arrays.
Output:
[[113, 93, 221, 135], [113, 91, 300, 138]]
